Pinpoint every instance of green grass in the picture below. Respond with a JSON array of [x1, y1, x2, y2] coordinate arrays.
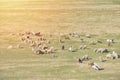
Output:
[[0, 33, 120, 80], [0, 0, 120, 80]]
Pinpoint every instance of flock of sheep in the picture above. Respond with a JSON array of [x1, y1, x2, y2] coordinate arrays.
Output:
[[8, 31, 120, 71]]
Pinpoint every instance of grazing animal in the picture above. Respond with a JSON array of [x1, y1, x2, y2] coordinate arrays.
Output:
[[35, 50, 44, 55], [106, 53, 114, 59], [112, 51, 119, 59], [32, 47, 35, 52], [78, 58, 83, 63], [96, 40, 102, 43], [7, 45, 13, 49], [94, 48, 109, 53], [88, 61, 102, 70], [70, 32, 79, 38], [107, 39, 114, 47], [68, 46, 73, 51], [68, 46, 74, 52], [86, 34, 91, 38], [81, 55, 89, 61], [79, 45, 87, 49], [106, 51, 119, 60], [62, 45, 65, 50]]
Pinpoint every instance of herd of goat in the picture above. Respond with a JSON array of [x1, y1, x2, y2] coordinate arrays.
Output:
[[8, 31, 120, 70]]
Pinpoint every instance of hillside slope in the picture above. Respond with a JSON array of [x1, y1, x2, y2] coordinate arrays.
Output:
[[0, 0, 120, 34]]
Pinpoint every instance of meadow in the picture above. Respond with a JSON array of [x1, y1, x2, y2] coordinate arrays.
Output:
[[0, 0, 120, 80]]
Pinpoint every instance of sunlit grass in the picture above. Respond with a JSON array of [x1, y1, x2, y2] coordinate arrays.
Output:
[[0, 0, 120, 80]]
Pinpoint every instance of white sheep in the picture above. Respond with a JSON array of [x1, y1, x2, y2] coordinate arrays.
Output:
[[68, 46, 73, 52], [106, 53, 114, 59], [81, 55, 89, 61], [91, 63, 101, 70], [112, 51, 119, 59], [88, 61, 102, 70], [107, 39, 114, 47], [7, 45, 13, 49]]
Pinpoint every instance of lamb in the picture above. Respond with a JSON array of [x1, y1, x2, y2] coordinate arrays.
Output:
[[41, 44, 49, 50], [107, 39, 114, 47], [60, 34, 70, 40], [34, 32, 41, 36], [107, 39, 114, 43], [29, 42, 36, 48], [68, 46, 73, 52], [68, 46, 77, 52], [69, 32, 79, 37]]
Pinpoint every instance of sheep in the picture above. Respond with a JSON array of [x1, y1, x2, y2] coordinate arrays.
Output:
[[70, 32, 79, 38], [41, 44, 49, 50], [94, 48, 109, 53], [35, 50, 44, 55], [7, 45, 13, 49], [112, 51, 119, 59], [47, 40, 51, 44], [88, 61, 102, 70], [96, 40, 102, 43], [79, 45, 87, 49], [68, 46, 74, 52], [34, 32, 41, 36], [68, 46, 73, 51], [91, 62, 102, 70], [46, 46, 54, 53], [86, 34, 91, 38], [81, 55, 89, 61], [60, 34, 70, 40], [29, 42, 36, 48], [100, 48, 109, 53], [32, 47, 35, 52], [89, 41, 96, 45], [25, 31, 31, 35], [106, 53, 114, 59], [16, 44, 24, 49], [107, 39, 114, 47]]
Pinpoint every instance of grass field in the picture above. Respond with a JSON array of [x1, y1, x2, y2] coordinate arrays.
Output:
[[0, 0, 120, 80]]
